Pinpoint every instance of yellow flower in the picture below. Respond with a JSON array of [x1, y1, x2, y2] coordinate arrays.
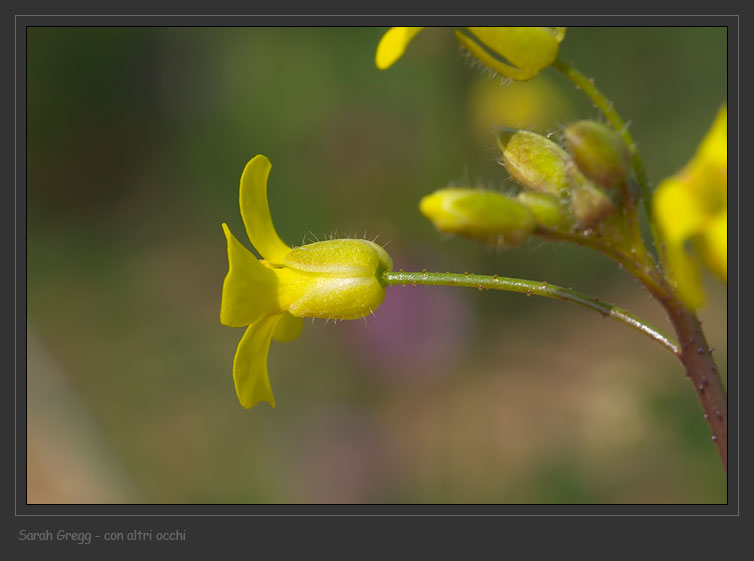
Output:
[[653, 105, 727, 308], [221, 155, 393, 409], [375, 27, 566, 81], [467, 73, 567, 144]]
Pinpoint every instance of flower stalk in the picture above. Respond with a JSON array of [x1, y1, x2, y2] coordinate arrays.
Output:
[[382, 270, 680, 355]]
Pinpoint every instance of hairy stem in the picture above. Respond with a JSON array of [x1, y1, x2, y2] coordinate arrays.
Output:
[[382, 270, 679, 355]]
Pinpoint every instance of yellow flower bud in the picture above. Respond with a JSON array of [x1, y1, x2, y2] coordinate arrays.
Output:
[[221, 155, 393, 409], [565, 120, 631, 192], [276, 239, 392, 320], [419, 187, 535, 247], [497, 128, 571, 195]]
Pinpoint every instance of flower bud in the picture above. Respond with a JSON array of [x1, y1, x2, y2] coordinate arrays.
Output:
[[420, 188, 535, 247], [278, 239, 393, 320], [516, 191, 573, 230], [498, 128, 571, 196], [565, 120, 631, 191], [566, 162, 615, 228]]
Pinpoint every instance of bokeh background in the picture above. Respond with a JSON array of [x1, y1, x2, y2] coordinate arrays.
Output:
[[26, 26, 727, 504]]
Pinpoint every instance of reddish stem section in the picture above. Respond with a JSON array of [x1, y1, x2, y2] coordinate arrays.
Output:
[[544, 227, 727, 472], [637, 268, 727, 472], [663, 298, 727, 471]]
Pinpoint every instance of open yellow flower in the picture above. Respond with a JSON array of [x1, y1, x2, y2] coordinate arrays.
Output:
[[653, 105, 727, 308], [221, 155, 393, 409], [375, 27, 566, 81]]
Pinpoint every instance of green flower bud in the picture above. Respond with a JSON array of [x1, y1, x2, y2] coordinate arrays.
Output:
[[498, 128, 571, 196], [420, 187, 535, 247], [566, 162, 615, 228], [516, 191, 574, 230], [565, 120, 631, 191]]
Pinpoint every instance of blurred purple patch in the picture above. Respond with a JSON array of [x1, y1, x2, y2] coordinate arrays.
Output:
[[342, 254, 475, 383]]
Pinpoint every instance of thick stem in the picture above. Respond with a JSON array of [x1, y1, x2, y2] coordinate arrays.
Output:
[[383, 270, 679, 355]]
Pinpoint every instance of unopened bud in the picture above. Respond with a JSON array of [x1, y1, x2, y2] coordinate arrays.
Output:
[[420, 188, 535, 246], [498, 129, 571, 196], [567, 162, 615, 228], [565, 120, 631, 191], [516, 191, 573, 230]]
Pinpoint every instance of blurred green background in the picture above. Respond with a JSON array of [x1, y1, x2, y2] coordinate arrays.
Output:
[[26, 27, 727, 504]]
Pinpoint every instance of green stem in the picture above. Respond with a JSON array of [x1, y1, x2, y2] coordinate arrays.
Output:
[[383, 270, 679, 356], [551, 58, 667, 269]]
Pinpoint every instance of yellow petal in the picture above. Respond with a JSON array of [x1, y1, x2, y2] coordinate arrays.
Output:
[[696, 105, 727, 177], [239, 155, 291, 264], [220, 223, 279, 327], [456, 27, 562, 81], [653, 177, 706, 308], [653, 177, 705, 246], [272, 312, 304, 343], [665, 241, 705, 309], [673, 105, 726, 217], [698, 211, 727, 282], [233, 314, 283, 409], [375, 27, 424, 69]]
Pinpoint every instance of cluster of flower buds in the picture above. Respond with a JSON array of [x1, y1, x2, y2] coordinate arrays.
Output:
[[421, 121, 633, 247]]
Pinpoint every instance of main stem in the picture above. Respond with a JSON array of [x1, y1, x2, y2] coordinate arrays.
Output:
[[382, 270, 679, 356]]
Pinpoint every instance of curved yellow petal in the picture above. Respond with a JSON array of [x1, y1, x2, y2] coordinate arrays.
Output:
[[456, 27, 562, 81], [233, 314, 283, 409], [375, 27, 424, 69], [220, 223, 279, 327], [239, 155, 291, 264], [272, 312, 304, 343]]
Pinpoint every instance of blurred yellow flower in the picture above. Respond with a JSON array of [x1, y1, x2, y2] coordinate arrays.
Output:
[[467, 74, 566, 144], [376, 27, 566, 81], [653, 105, 727, 308], [221, 155, 393, 409]]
